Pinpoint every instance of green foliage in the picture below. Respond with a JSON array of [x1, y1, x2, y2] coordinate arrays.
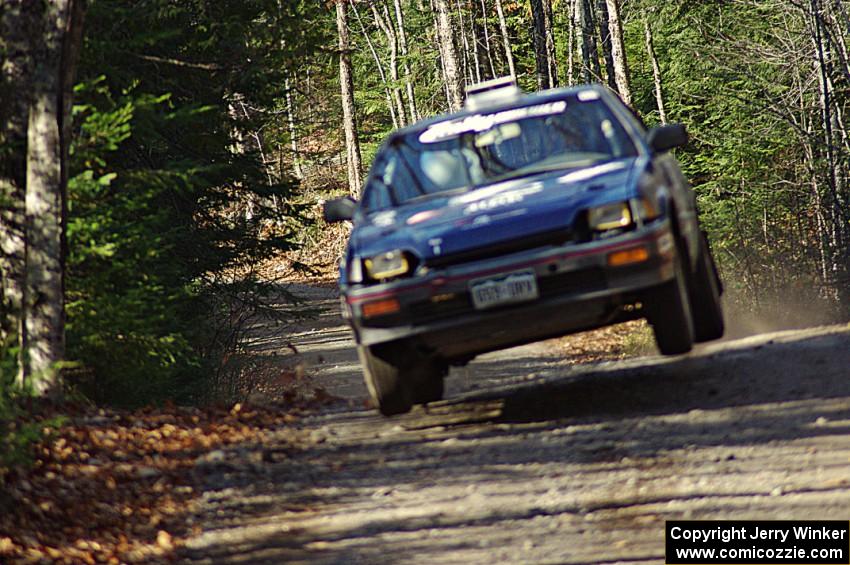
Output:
[[0, 342, 66, 475], [65, 0, 323, 405]]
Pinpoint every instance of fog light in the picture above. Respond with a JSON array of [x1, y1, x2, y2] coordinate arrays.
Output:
[[608, 246, 649, 267], [362, 298, 401, 318]]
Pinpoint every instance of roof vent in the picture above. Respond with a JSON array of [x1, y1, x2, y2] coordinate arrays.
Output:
[[464, 76, 522, 111]]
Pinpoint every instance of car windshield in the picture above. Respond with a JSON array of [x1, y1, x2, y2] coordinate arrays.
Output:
[[362, 95, 638, 211]]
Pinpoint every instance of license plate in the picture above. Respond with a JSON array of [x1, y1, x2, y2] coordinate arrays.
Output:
[[470, 270, 539, 310]]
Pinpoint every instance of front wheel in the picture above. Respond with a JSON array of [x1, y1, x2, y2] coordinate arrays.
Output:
[[358, 344, 446, 416], [358, 344, 413, 416], [646, 241, 695, 355]]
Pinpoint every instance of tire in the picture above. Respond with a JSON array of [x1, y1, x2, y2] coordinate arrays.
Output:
[[412, 360, 447, 405], [646, 239, 695, 355], [358, 344, 413, 416], [689, 232, 725, 342]]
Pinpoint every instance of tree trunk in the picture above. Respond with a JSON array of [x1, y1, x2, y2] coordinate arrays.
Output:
[[530, 0, 557, 89], [566, 0, 576, 85], [454, 0, 474, 86], [494, 0, 516, 79], [644, 14, 667, 124], [393, 0, 418, 122], [605, 0, 631, 104], [284, 74, 303, 179], [479, 0, 497, 79], [576, 0, 600, 82], [0, 0, 33, 375], [543, 0, 558, 87], [595, 0, 617, 91], [466, 0, 483, 84], [370, 3, 407, 126], [433, 0, 464, 110], [336, 0, 363, 197], [430, 0, 453, 106], [23, 0, 82, 395], [810, 0, 848, 294]]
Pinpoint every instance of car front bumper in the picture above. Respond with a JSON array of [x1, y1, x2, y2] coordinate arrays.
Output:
[[343, 221, 677, 361]]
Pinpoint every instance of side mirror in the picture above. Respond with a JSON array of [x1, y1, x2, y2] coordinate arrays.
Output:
[[647, 123, 688, 154], [323, 196, 357, 223]]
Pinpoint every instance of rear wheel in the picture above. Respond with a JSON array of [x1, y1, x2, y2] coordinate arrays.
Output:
[[646, 239, 695, 355], [689, 232, 725, 342]]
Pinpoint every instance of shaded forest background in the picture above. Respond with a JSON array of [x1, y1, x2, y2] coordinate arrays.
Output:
[[2, 0, 849, 417]]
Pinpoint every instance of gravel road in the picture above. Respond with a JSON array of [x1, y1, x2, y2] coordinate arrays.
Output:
[[183, 285, 850, 564]]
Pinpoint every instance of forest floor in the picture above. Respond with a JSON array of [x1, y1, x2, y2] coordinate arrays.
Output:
[[3, 283, 850, 563]]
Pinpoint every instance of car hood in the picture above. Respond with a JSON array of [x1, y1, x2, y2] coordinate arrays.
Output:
[[352, 157, 645, 264]]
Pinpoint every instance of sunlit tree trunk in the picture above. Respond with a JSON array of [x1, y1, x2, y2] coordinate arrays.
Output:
[[494, 0, 516, 79], [23, 0, 83, 395], [644, 13, 667, 124], [454, 0, 473, 85], [370, 3, 407, 126], [433, 0, 464, 110], [595, 0, 616, 90], [336, 0, 363, 197], [576, 0, 600, 82], [284, 74, 303, 179], [605, 0, 631, 105], [466, 0, 483, 83], [393, 0, 418, 122]]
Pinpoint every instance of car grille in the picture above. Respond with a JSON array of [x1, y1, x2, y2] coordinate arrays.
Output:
[[425, 229, 573, 269], [538, 268, 606, 297], [409, 294, 473, 323]]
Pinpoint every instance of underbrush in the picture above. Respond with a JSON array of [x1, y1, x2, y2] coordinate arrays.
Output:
[[0, 344, 66, 483]]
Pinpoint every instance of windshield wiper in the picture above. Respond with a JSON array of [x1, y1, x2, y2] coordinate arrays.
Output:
[[490, 157, 612, 183]]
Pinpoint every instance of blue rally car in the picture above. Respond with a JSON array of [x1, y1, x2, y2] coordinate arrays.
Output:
[[324, 78, 724, 416]]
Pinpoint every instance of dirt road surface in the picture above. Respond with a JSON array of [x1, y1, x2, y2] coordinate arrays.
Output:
[[182, 285, 850, 564]]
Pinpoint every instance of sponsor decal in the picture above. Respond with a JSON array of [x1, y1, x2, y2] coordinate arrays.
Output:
[[418, 101, 567, 144], [371, 211, 396, 227]]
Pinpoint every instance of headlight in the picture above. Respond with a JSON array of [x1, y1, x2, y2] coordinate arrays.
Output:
[[588, 202, 632, 231], [630, 197, 660, 222], [347, 255, 363, 283], [364, 250, 411, 280]]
